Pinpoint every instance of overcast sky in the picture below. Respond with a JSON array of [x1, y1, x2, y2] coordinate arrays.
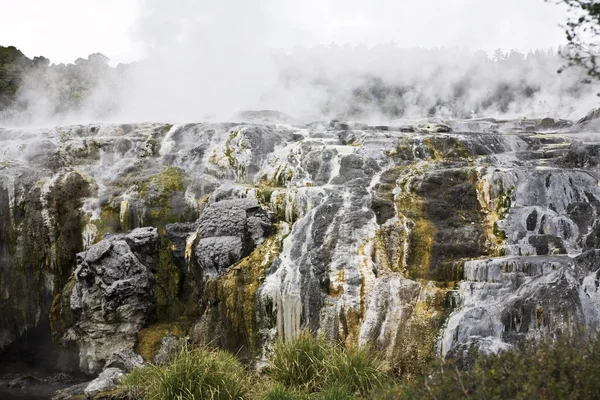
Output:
[[0, 0, 570, 65]]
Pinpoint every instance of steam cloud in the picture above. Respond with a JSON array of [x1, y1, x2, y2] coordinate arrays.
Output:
[[3, 0, 598, 126]]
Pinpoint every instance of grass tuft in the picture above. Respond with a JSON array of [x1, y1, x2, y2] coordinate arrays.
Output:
[[325, 345, 389, 395], [267, 331, 331, 391], [121, 344, 250, 400], [267, 331, 389, 397]]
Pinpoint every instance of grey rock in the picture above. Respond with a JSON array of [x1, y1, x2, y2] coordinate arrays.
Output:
[[51, 382, 90, 400], [7, 374, 42, 388], [84, 368, 123, 398], [441, 255, 596, 356], [196, 236, 243, 277], [194, 198, 273, 277], [577, 107, 600, 124], [419, 122, 452, 133], [83, 239, 112, 264], [104, 348, 145, 372], [198, 205, 248, 239], [300, 144, 336, 185], [153, 334, 183, 365], [67, 228, 157, 374]]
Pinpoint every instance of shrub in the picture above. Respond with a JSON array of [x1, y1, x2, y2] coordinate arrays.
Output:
[[120, 345, 250, 400], [376, 332, 600, 400]]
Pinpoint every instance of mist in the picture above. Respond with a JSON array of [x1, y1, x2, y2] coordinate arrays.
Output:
[[2, 0, 598, 126]]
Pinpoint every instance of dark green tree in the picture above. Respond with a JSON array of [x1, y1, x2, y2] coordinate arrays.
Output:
[[0, 45, 33, 109]]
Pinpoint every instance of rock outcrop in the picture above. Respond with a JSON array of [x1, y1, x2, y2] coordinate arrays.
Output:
[[63, 228, 157, 374], [2, 115, 600, 383]]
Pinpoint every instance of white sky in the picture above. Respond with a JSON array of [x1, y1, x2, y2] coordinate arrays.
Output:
[[0, 0, 570, 65]]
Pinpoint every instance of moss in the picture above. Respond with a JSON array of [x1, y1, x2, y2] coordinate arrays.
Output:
[[136, 321, 189, 362], [397, 192, 435, 279], [119, 199, 130, 232], [155, 234, 186, 320], [424, 137, 472, 160], [225, 130, 240, 168], [0, 186, 17, 256], [0, 172, 91, 345], [266, 190, 299, 225], [92, 202, 122, 240], [259, 165, 295, 190], [156, 124, 173, 136], [139, 167, 185, 201], [391, 283, 452, 379], [225, 146, 236, 168], [205, 236, 280, 356], [373, 229, 404, 273], [329, 269, 345, 297], [50, 172, 92, 291], [496, 184, 514, 217], [339, 307, 362, 348], [140, 124, 174, 158], [49, 277, 75, 342], [67, 140, 101, 164], [5, 187, 47, 332], [386, 140, 415, 161], [91, 389, 123, 400], [139, 166, 186, 228], [493, 221, 507, 241], [475, 176, 513, 256], [274, 166, 294, 187], [257, 186, 274, 205], [423, 138, 438, 159]]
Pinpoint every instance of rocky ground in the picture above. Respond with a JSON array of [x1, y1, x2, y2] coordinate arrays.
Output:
[[2, 110, 600, 397]]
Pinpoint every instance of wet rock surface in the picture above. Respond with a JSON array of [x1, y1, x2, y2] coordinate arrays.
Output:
[[0, 371, 84, 400], [2, 117, 600, 381]]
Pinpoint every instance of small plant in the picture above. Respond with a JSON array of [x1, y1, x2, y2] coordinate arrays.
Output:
[[267, 331, 331, 391], [267, 332, 390, 398], [121, 345, 250, 400], [325, 345, 389, 396]]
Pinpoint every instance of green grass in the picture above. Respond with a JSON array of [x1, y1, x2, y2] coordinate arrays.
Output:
[[259, 383, 310, 400], [267, 331, 331, 391], [325, 345, 389, 396], [117, 330, 600, 400], [120, 345, 250, 400], [267, 331, 389, 397], [314, 383, 354, 400]]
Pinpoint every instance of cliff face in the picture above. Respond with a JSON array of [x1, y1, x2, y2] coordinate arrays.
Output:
[[1, 115, 600, 375]]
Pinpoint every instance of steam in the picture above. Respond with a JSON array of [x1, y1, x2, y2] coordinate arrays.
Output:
[[2, 0, 598, 126], [119, 0, 278, 122]]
